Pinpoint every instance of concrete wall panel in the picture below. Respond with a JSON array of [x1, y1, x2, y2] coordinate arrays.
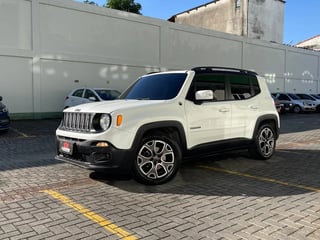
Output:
[[0, 56, 33, 113], [286, 51, 318, 81], [39, 3, 160, 65], [284, 78, 318, 94], [40, 59, 152, 111], [244, 43, 285, 76], [0, 0, 31, 50]]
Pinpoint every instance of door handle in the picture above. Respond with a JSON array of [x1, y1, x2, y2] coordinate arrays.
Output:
[[250, 105, 258, 110], [219, 108, 230, 112]]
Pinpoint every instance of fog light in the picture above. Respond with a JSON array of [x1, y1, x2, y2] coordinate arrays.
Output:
[[96, 142, 109, 147]]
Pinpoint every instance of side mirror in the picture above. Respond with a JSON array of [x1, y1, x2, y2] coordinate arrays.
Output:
[[195, 90, 214, 101], [0, 96, 2, 101], [88, 96, 97, 101]]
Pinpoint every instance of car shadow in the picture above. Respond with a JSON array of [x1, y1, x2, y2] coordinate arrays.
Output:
[[90, 148, 320, 197]]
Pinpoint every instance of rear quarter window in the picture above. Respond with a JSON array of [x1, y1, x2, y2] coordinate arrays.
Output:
[[72, 89, 84, 97], [230, 74, 260, 100]]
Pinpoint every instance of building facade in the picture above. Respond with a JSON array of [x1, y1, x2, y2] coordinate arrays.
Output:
[[169, 0, 285, 43], [296, 35, 320, 51]]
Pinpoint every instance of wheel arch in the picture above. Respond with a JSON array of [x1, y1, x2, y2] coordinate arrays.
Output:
[[131, 121, 187, 152], [252, 115, 280, 140]]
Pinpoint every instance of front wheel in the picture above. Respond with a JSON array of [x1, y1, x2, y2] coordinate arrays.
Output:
[[249, 123, 276, 160], [133, 135, 182, 185], [293, 105, 302, 113]]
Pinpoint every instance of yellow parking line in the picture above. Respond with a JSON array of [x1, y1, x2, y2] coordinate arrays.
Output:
[[40, 190, 137, 240], [198, 165, 320, 193], [10, 128, 33, 138]]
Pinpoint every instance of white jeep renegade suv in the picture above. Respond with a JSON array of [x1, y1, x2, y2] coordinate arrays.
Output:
[[56, 67, 280, 185]]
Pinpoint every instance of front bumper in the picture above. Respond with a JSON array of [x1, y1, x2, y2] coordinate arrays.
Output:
[[302, 105, 316, 111], [55, 136, 133, 172]]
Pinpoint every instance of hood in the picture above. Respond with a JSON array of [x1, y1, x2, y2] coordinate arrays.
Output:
[[64, 99, 167, 113], [301, 100, 316, 104]]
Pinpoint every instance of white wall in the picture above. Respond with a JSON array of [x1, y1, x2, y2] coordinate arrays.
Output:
[[0, 0, 319, 119]]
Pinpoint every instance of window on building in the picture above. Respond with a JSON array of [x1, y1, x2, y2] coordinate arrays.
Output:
[[235, 0, 241, 9]]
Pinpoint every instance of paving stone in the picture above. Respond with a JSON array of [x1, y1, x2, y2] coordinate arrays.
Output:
[[1, 115, 320, 239]]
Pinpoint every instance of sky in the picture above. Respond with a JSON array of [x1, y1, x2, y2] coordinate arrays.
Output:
[[75, 0, 320, 45]]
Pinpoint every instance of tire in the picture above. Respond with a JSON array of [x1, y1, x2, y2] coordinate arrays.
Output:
[[133, 135, 182, 185], [249, 123, 276, 160], [293, 105, 301, 113]]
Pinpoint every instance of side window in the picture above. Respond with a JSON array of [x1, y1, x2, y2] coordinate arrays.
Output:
[[230, 74, 260, 100], [72, 89, 84, 98], [84, 89, 97, 99], [278, 94, 289, 101], [251, 77, 261, 96], [186, 74, 226, 102]]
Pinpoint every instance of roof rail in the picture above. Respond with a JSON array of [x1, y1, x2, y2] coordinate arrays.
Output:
[[192, 66, 257, 75]]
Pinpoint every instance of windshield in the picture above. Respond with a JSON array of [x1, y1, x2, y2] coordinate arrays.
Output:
[[95, 89, 121, 100], [120, 73, 187, 100], [288, 94, 300, 100], [297, 94, 314, 100], [311, 94, 320, 99]]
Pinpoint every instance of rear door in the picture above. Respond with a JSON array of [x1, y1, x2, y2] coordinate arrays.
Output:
[[229, 74, 261, 138]]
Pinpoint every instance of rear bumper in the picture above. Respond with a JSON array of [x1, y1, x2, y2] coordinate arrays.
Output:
[[55, 136, 133, 172]]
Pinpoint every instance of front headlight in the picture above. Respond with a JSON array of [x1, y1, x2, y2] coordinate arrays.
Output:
[[99, 113, 111, 131], [0, 107, 8, 113]]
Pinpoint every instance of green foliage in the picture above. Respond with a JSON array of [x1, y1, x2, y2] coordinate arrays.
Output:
[[105, 0, 142, 14]]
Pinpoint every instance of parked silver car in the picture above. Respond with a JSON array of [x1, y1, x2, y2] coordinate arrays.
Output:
[[295, 93, 320, 112], [64, 88, 121, 109], [272, 93, 316, 113], [0, 96, 10, 132]]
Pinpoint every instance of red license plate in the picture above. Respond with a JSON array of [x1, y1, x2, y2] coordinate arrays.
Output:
[[60, 141, 73, 155]]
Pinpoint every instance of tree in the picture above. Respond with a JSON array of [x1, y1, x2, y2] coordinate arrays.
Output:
[[83, 0, 98, 5], [105, 0, 142, 15]]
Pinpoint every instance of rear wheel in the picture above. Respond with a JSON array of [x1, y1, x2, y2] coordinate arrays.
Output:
[[133, 135, 182, 185], [249, 123, 276, 160]]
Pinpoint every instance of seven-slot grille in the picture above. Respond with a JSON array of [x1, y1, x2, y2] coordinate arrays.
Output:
[[61, 112, 94, 132]]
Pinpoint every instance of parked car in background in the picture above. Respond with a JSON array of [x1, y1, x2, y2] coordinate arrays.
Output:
[[272, 95, 283, 114], [64, 88, 121, 109], [295, 93, 320, 112], [271, 93, 292, 113], [272, 93, 316, 113], [310, 94, 320, 110], [0, 96, 10, 132], [310, 94, 320, 100]]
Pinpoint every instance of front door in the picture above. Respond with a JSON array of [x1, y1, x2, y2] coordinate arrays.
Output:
[[184, 73, 232, 148]]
